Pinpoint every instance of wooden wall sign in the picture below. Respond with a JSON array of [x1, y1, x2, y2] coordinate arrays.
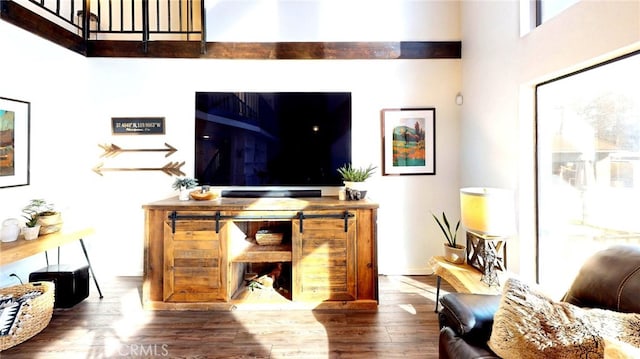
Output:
[[112, 117, 165, 135]]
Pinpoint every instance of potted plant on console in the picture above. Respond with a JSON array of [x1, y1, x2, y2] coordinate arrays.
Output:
[[337, 163, 377, 200], [432, 211, 465, 264], [21, 205, 41, 240], [22, 199, 63, 238], [37, 199, 62, 235], [172, 177, 198, 201]]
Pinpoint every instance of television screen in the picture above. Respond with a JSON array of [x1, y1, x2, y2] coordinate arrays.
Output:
[[195, 92, 352, 187]]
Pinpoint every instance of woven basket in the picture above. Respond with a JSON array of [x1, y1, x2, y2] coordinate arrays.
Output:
[[255, 230, 283, 246], [37, 213, 63, 235], [0, 281, 54, 351]]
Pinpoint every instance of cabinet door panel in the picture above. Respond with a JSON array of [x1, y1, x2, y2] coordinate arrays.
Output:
[[163, 220, 226, 302], [292, 216, 356, 301]]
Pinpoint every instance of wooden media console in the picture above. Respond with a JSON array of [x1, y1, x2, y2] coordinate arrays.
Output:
[[142, 196, 379, 310]]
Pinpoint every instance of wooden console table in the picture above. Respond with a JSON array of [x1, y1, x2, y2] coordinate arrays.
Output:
[[429, 256, 503, 312], [0, 227, 103, 298]]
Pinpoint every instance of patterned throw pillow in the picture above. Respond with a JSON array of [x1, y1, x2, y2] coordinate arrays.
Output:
[[0, 298, 22, 337], [488, 278, 640, 359], [0, 290, 45, 337]]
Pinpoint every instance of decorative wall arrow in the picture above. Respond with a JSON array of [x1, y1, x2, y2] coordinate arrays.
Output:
[[99, 142, 178, 158], [93, 161, 185, 176]]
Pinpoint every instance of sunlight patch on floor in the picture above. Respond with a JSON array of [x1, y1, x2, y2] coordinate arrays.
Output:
[[229, 310, 331, 350], [112, 287, 154, 338], [398, 303, 417, 314], [384, 274, 450, 303]]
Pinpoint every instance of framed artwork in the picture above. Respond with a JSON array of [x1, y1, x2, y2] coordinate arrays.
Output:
[[381, 107, 436, 176], [0, 97, 30, 188]]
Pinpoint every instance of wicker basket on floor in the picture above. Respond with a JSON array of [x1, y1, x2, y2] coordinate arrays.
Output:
[[0, 281, 54, 351]]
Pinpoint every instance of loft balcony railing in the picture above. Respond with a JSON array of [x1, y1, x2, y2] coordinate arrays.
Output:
[[2, 0, 461, 59], [10, 0, 205, 53]]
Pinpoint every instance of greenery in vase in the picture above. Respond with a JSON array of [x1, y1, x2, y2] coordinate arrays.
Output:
[[22, 212, 39, 228], [336, 163, 377, 182], [22, 199, 55, 227], [172, 177, 198, 190], [432, 211, 460, 248]]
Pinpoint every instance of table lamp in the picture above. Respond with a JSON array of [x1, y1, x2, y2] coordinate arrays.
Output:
[[460, 187, 516, 286]]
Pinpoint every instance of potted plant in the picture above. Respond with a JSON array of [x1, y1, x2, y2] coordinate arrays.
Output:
[[22, 202, 42, 240], [172, 177, 198, 200], [336, 163, 377, 200], [432, 211, 465, 264], [23, 199, 63, 236]]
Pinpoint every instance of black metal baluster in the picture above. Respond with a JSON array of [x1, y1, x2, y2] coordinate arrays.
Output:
[[130, 0, 135, 32], [82, 0, 90, 41], [108, 0, 113, 31], [169, 0, 173, 33], [23, 0, 206, 42], [179, 0, 184, 34], [97, 0, 102, 36], [200, 0, 206, 53], [155, 0, 160, 32], [142, 0, 149, 52], [187, 0, 192, 39]]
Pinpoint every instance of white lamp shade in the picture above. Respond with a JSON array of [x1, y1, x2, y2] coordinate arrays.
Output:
[[460, 187, 516, 236]]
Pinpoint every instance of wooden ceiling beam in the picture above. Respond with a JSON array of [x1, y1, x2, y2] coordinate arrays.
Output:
[[87, 40, 460, 59]]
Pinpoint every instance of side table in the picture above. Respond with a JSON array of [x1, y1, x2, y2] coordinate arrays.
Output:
[[428, 256, 503, 312], [0, 227, 103, 299]]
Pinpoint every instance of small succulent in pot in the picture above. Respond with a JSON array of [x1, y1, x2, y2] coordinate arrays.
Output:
[[336, 163, 377, 182], [22, 211, 39, 228], [22, 199, 55, 227], [172, 177, 198, 191]]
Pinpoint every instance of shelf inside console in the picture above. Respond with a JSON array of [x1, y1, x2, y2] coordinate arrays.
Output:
[[232, 243, 292, 262]]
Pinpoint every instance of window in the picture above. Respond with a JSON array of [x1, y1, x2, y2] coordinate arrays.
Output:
[[536, 0, 580, 26], [521, 0, 580, 36], [535, 51, 640, 297]]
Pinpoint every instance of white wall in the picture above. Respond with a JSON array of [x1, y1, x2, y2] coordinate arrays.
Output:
[[0, 0, 462, 286], [0, 25, 94, 285], [460, 0, 640, 280], [205, 0, 461, 41]]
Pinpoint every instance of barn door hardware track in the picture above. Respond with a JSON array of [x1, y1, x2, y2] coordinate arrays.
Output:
[[168, 210, 354, 233]]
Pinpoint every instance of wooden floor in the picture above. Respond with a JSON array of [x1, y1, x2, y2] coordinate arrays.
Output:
[[1, 275, 453, 358]]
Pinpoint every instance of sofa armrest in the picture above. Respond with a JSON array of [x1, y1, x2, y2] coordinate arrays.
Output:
[[562, 244, 640, 313], [438, 293, 501, 338]]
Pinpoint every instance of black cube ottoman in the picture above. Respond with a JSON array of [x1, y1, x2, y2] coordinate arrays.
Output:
[[29, 264, 89, 308]]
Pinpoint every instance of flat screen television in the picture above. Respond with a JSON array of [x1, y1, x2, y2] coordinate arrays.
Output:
[[195, 92, 352, 187]]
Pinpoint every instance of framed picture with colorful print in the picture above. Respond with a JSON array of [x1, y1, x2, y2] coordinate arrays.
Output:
[[0, 97, 30, 188], [381, 107, 436, 176]]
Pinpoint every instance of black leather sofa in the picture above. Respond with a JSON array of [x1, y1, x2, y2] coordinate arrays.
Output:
[[437, 244, 640, 359]]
